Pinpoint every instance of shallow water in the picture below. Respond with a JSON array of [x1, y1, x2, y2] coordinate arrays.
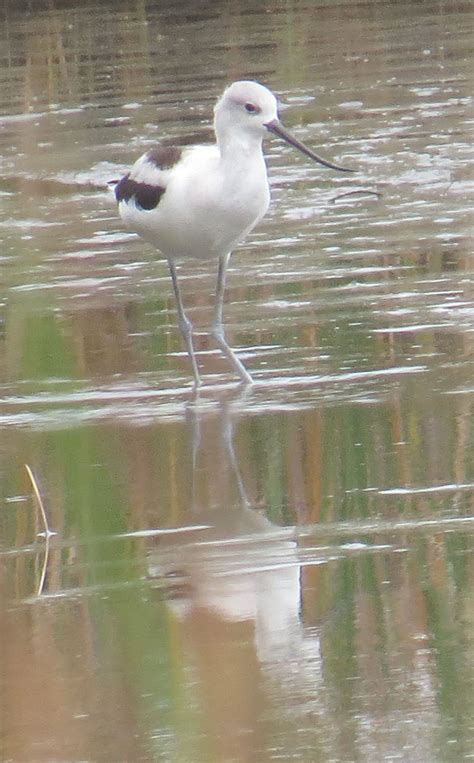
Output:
[[1, 1, 474, 761]]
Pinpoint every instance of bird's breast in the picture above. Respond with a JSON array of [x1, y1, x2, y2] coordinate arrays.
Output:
[[119, 147, 270, 258]]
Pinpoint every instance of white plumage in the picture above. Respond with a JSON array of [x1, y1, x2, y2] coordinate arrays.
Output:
[[115, 80, 352, 387]]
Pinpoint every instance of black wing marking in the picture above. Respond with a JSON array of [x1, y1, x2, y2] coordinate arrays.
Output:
[[114, 145, 183, 211], [115, 174, 165, 211]]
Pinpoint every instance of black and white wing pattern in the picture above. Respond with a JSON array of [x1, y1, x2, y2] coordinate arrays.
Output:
[[115, 145, 183, 211]]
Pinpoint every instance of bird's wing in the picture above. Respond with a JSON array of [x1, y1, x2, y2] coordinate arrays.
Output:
[[115, 145, 183, 211]]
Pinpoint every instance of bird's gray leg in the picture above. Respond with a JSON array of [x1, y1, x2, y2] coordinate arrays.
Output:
[[168, 259, 201, 388], [211, 253, 254, 384]]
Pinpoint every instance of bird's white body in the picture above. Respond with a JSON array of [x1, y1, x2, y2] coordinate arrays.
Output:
[[115, 80, 351, 386], [119, 142, 270, 259]]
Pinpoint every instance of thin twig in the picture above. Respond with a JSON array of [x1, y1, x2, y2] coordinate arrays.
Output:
[[25, 464, 54, 596], [330, 189, 382, 204], [25, 464, 50, 535]]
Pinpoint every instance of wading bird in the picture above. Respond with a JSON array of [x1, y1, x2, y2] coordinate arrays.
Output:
[[115, 80, 352, 387]]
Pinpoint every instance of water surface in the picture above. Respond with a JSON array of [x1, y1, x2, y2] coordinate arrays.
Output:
[[1, 1, 474, 761]]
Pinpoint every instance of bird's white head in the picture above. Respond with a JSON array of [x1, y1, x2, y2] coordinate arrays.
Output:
[[214, 80, 279, 147], [214, 80, 354, 172]]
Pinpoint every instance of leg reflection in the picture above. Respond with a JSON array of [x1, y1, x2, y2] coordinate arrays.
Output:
[[185, 391, 252, 512]]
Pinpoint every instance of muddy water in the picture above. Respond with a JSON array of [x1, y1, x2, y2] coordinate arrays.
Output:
[[1, 1, 474, 762]]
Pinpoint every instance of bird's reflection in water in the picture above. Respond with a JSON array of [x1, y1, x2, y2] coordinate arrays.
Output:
[[186, 390, 251, 513], [149, 391, 321, 759], [149, 390, 317, 665]]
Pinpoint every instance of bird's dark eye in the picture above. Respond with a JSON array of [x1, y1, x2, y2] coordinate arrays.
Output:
[[244, 102, 259, 114]]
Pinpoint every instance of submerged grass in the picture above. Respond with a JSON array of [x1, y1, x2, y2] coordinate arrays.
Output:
[[24, 463, 55, 596]]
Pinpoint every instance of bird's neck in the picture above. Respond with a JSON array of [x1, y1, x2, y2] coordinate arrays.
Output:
[[217, 130, 265, 164]]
